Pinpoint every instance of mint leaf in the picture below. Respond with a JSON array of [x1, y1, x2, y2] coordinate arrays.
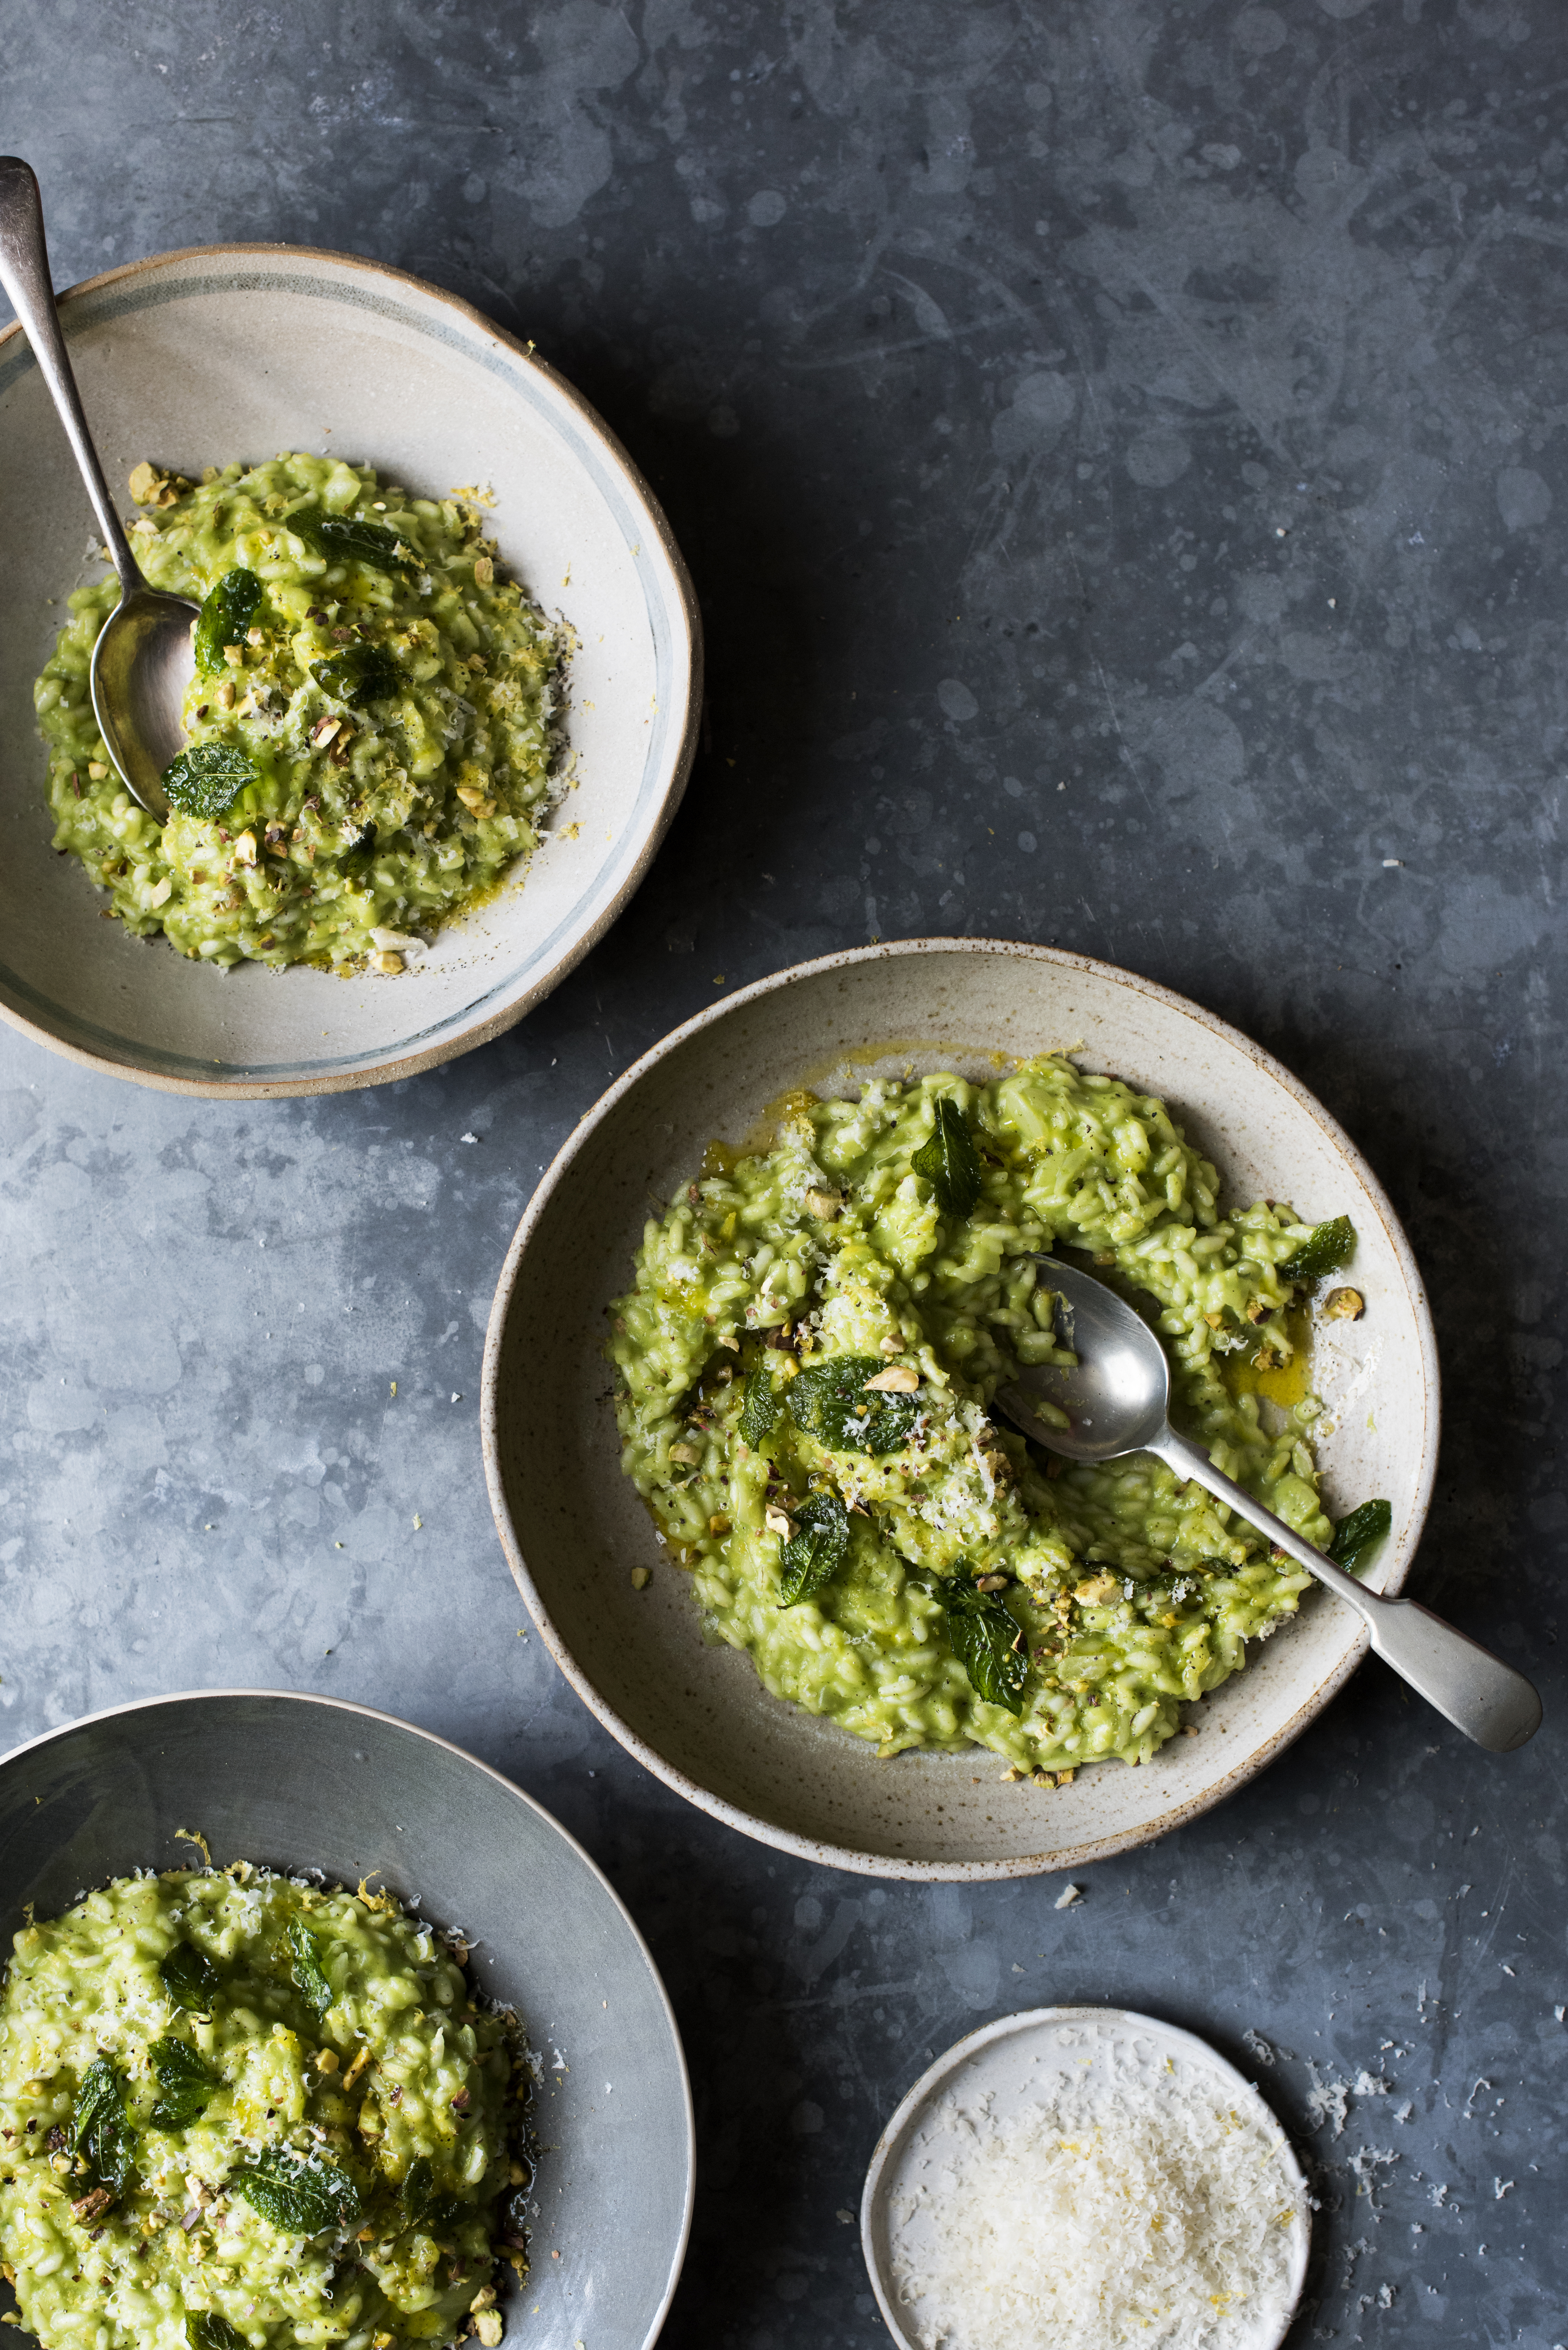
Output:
[[912, 1098, 983, 1218], [945, 1578, 1027, 1715], [401, 2153, 462, 2239], [402, 2153, 435, 2227], [73, 2055, 134, 2197], [1278, 1216, 1355, 1283], [187, 2317, 249, 2350], [778, 1491, 850, 1606], [291, 512, 414, 577], [160, 1940, 221, 2013], [287, 1916, 334, 2016], [193, 569, 263, 678], [788, 1355, 922, 1457], [162, 742, 256, 820], [342, 821, 378, 872], [188, 2317, 249, 2350], [233, 2144, 361, 2238], [149, 2036, 219, 2132], [738, 1367, 781, 1447], [312, 643, 401, 707], [1328, 1498, 1392, 1575]]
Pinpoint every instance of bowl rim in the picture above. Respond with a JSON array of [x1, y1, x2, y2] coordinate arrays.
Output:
[[0, 1684, 697, 2350], [0, 239, 703, 1100], [857, 2002, 1310, 2350], [481, 935, 1442, 1882]]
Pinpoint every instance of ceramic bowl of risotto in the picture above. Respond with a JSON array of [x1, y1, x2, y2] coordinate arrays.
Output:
[[0, 242, 699, 1096], [0, 1689, 694, 2350], [482, 939, 1441, 1881]]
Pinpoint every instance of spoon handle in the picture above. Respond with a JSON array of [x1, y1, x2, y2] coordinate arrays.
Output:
[[1152, 1425, 1541, 1753], [0, 157, 141, 597]]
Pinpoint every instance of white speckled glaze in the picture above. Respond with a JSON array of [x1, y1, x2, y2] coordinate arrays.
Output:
[[482, 940, 1441, 1881], [859, 2005, 1310, 2350], [0, 244, 700, 1096]]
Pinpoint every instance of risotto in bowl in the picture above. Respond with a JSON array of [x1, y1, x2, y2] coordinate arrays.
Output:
[[0, 1866, 527, 2350], [484, 940, 1440, 1880], [0, 243, 699, 1095], [0, 1691, 693, 2350], [40, 454, 567, 975]]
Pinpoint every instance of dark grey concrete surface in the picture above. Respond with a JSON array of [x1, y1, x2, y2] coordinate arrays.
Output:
[[1, 2, 1564, 2342]]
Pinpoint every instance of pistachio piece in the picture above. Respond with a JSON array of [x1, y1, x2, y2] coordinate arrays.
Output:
[[1073, 1574, 1119, 1605]]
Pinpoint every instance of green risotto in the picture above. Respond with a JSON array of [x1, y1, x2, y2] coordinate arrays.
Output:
[[610, 1057, 1375, 1779], [0, 1868, 529, 2350], [36, 455, 564, 972]]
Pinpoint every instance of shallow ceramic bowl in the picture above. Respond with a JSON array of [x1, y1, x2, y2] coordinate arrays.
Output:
[[860, 2006, 1309, 2350], [0, 244, 700, 1095], [0, 1690, 693, 2350], [483, 939, 1440, 1881]]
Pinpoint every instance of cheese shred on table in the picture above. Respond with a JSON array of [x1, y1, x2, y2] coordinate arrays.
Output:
[[890, 2056, 1303, 2349]]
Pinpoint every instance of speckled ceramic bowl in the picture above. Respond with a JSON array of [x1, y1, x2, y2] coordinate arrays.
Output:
[[482, 940, 1441, 1881], [0, 1690, 693, 2350], [0, 243, 700, 1095]]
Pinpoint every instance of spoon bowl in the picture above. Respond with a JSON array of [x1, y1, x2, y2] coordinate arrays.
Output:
[[89, 582, 196, 817], [998, 1258, 1542, 1754], [1003, 1263, 1174, 1460], [0, 156, 191, 817]]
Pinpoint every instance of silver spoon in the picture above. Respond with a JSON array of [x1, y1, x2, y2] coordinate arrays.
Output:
[[996, 1258, 1541, 1753], [0, 156, 195, 820]]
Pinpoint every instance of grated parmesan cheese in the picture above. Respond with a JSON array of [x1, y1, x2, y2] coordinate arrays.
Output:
[[887, 2032, 1305, 2350]]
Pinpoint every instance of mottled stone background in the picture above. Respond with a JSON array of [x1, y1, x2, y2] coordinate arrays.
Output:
[[1, 1, 1565, 2342]]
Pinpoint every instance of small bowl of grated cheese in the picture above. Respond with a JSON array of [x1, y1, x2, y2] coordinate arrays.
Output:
[[862, 2005, 1310, 2350]]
